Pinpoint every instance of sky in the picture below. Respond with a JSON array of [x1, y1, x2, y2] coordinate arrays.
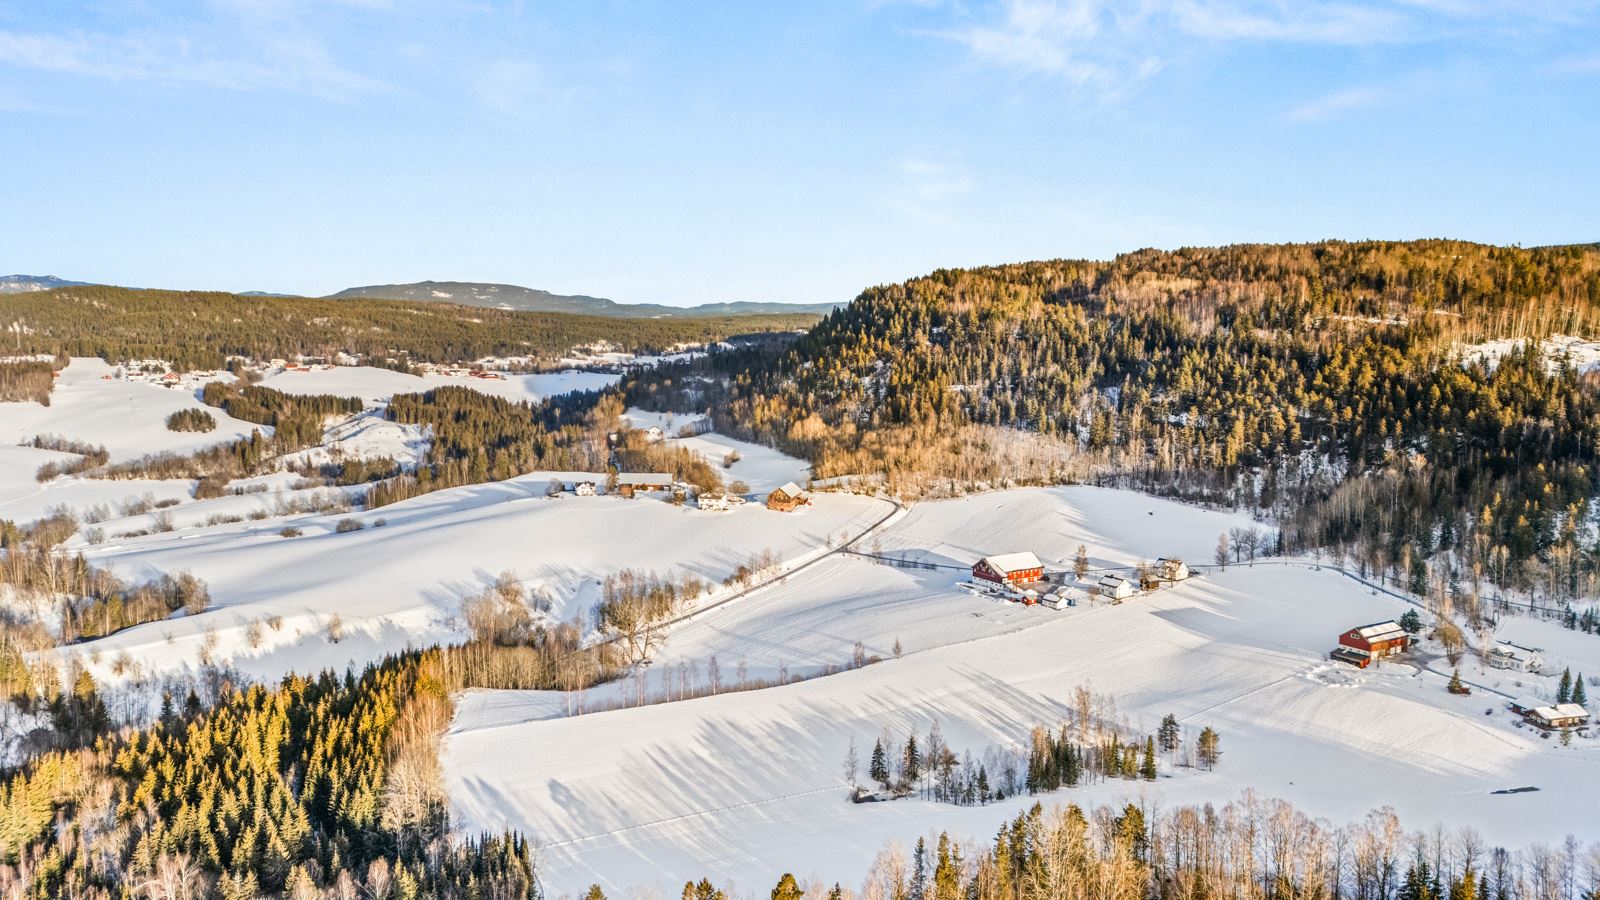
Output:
[[1, 1, 1597, 306]]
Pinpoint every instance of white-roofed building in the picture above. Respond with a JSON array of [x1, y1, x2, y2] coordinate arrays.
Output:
[[1488, 641, 1543, 673], [1097, 574, 1135, 600], [972, 551, 1045, 587]]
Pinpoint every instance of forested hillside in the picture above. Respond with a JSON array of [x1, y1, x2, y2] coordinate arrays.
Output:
[[0, 286, 820, 371], [627, 240, 1600, 609]]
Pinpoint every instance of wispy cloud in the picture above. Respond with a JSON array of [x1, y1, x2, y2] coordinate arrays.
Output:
[[1284, 85, 1395, 121], [0, 2, 385, 99], [1171, 0, 1412, 44], [917, 0, 1592, 93]]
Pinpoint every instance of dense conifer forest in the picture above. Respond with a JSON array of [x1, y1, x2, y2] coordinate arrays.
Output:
[[626, 240, 1600, 614], [0, 285, 819, 370]]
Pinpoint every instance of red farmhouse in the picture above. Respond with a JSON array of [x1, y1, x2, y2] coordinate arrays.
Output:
[[1331, 620, 1411, 668], [972, 552, 1045, 587]]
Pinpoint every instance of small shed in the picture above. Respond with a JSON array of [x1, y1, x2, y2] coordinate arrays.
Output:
[[1042, 586, 1089, 610], [697, 493, 745, 512], [1524, 703, 1590, 731], [1097, 574, 1135, 600], [1156, 557, 1190, 581], [1508, 695, 1546, 716], [1487, 641, 1543, 673], [972, 552, 1045, 587], [767, 481, 811, 512]]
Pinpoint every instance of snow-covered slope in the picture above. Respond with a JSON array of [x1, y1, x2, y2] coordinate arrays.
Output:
[[444, 490, 1599, 896], [0, 358, 260, 463], [60, 478, 892, 685]]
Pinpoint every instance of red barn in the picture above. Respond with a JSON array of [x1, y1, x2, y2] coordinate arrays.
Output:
[[1331, 620, 1410, 668], [972, 552, 1045, 587]]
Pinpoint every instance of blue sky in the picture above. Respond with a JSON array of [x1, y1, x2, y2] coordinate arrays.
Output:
[[2, 1, 1597, 305]]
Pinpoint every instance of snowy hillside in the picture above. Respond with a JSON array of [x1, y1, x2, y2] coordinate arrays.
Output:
[[444, 489, 1600, 895]]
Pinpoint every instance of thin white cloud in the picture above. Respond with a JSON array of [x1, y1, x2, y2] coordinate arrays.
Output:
[[1170, 0, 1412, 44], [0, 3, 384, 99], [920, 0, 1593, 90], [1284, 85, 1394, 121]]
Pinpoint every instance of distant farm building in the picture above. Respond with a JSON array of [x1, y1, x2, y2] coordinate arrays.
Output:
[[617, 473, 674, 497], [1097, 574, 1135, 600], [1330, 620, 1410, 668], [1042, 585, 1089, 609], [1156, 558, 1190, 581], [573, 481, 597, 496], [645, 425, 664, 441], [766, 482, 811, 512], [1488, 641, 1543, 673], [1524, 703, 1590, 732], [972, 552, 1045, 587], [697, 493, 745, 512]]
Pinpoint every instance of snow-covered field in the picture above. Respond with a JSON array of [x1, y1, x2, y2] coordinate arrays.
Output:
[[0, 358, 261, 463], [258, 365, 620, 405], [444, 488, 1600, 896], [57, 477, 891, 685]]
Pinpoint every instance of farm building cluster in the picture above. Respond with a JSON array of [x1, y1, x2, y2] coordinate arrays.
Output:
[[963, 551, 1190, 610], [536, 473, 805, 513]]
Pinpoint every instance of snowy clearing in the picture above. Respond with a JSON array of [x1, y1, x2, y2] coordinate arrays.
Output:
[[257, 365, 620, 405]]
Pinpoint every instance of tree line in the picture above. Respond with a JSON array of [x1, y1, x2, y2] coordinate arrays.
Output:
[[0, 284, 819, 371]]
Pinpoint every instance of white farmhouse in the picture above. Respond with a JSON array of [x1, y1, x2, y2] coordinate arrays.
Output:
[[1487, 641, 1543, 673], [1097, 574, 1135, 600], [1156, 557, 1190, 581], [697, 493, 745, 512]]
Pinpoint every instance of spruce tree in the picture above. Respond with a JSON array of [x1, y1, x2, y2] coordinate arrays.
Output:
[[1557, 668, 1572, 704], [771, 873, 804, 900], [1157, 713, 1180, 752], [1197, 727, 1221, 770], [870, 739, 888, 788], [1572, 674, 1587, 707], [1140, 737, 1158, 781]]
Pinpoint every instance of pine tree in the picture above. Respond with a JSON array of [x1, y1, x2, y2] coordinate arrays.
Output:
[[933, 833, 960, 900], [1157, 713, 1180, 752], [910, 837, 927, 900], [1140, 737, 1158, 781], [903, 734, 921, 789], [771, 873, 804, 900], [1448, 668, 1465, 694], [584, 886, 607, 900], [1197, 727, 1221, 770], [1400, 609, 1423, 634]]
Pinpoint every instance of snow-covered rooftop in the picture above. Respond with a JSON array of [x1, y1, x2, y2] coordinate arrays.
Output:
[[981, 551, 1042, 574]]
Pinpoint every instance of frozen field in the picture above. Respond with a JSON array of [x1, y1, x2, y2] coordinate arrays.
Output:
[[0, 358, 260, 463], [59, 477, 892, 685], [444, 489, 1600, 896], [258, 365, 620, 405]]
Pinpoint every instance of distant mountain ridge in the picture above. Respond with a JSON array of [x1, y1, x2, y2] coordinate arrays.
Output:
[[325, 280, 842, 317], [0, 275, 90, 294]]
